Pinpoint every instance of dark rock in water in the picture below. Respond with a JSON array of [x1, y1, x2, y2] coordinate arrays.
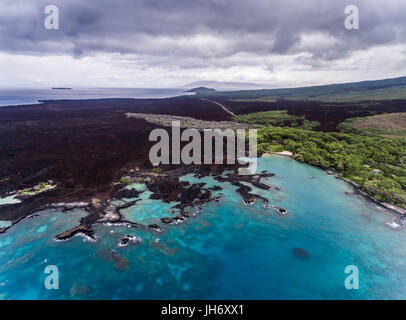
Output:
[[263, 203, 288, 215], [172, 216, 185, 223], [236, 185, 256, 205], [181, 210, 190, 218], [277, 207, 287, 214], [55, 225, 95, 240], [119, 234, 142, 247], [120, 237, 129, 246], [116, 199, 139, 210], [0, 226, 8, 234], [116, 188, 140, 199], [161, 217, 172, 224], [251, 181, 270, 190], [180, 183, 206, 203], [214, 176, 228, 183], [148, 224, 162, 232], [293, 247, 310, 259], [209, 186, 222, 191]]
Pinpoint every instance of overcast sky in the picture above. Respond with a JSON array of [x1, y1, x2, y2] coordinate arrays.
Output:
[[0, 0, 405, 88]]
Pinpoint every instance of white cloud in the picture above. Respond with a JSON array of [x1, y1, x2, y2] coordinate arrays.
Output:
[[2, 42, 406, 88]]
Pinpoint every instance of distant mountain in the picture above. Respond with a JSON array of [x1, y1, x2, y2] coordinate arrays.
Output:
[[182, 81, 271, 91], [186, 87, 217, 94]]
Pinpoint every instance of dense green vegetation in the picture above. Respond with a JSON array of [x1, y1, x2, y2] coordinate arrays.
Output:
[[233, 110, 320, 130], [256, 126, 406, 208], [195, 76, 406, 102], [234, 110, 406, 209]]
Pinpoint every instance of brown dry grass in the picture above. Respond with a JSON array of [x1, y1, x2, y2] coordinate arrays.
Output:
[[347, 112, 406, 137]]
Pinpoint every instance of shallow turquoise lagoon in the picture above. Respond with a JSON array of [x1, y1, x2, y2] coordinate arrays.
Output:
[[1, 156, 406, 299], [120, 191, 178, 225]]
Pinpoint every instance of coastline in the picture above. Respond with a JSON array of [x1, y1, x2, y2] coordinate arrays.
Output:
[[5, 153, 406, 299], [0, 161, 278, 240], [263, 151, 406, 217], [0, 88, 189, 108], [1, 96, 405, 239], [337, 176, 406, 216], [2, 148, 405, 238]]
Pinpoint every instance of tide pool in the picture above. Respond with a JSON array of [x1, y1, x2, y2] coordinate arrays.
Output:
[[120, 191, 178, 226], [0, 195, 21, 206], [1, 156, 406, 299]]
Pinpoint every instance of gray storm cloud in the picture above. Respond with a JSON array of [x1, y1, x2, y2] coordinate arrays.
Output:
[[0, 0, 405, 87], [0, 0, 405, 59]]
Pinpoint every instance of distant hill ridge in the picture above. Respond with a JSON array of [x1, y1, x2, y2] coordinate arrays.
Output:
[[191, 76, 406, 102], [183, 80, 271, 90], [186, 87, 217, 93]]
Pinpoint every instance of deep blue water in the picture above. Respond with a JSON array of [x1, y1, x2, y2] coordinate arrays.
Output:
[[0, 88, 190, 107], [1, 156, 406, 300]]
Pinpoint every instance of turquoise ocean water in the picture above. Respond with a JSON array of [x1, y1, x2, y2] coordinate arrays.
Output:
[[1, 156, 406, 300]]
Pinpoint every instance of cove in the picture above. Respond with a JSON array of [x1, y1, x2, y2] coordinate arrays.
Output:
[[0, 156, 406, 300]]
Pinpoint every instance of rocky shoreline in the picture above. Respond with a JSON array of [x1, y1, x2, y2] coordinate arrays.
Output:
[[336, 175, 406, 216], [52, 163, 283, 241], [0, 159, 285, 241], [2, 150, 404, 240]]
